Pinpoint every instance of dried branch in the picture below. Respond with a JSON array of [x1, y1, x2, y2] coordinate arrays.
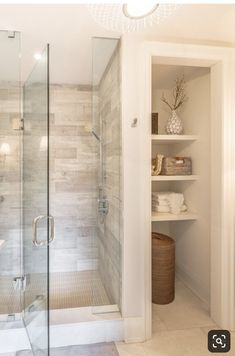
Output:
[[161, 93, 173, 110], [161, 76, 188, 111]]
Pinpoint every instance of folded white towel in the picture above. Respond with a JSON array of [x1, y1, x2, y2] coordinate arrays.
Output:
[[152, 192, 187, 215], [152, 199, 169, 207], [152, 204, 169, 212], [170, 204, 188, 215], [153, 206, 171, 213], [170, 206, 181, 214], [169, 193, 184, 207], [152, 192, 173, 200], [152, 204, 187, 214]]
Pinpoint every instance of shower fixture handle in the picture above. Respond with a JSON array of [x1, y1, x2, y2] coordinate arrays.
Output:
[[32, 215, 55, 247]]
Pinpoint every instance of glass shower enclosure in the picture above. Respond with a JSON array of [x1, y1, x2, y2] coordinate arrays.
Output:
[[23, 45, 51, 355], [0, 32, 122, 355]]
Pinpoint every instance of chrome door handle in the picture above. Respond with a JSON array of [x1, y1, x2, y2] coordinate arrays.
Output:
[[32, 215, 55, 247], [48, 215, 55, 245]]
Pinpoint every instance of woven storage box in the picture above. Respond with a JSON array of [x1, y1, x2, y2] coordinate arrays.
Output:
[[161, 156, 192, 175], [152, 232, 175, 305]]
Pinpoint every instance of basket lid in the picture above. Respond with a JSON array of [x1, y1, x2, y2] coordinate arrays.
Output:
[[152, 232, 175, 246]]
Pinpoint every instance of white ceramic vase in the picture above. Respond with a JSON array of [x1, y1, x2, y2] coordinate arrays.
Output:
[[165, 110, 183, 135]]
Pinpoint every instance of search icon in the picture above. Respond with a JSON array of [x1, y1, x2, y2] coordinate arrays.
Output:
[[208, 329, 230, 352], [215, 337, 223, 346]]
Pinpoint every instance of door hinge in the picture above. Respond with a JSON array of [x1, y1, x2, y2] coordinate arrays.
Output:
[[13, 276, 26, 291]]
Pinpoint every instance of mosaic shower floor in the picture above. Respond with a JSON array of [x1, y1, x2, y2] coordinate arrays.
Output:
[[0, 271, 110, 315], [49, 270, 110, 309]]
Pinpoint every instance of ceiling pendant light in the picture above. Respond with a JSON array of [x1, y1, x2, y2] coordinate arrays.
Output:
[[87, 3, 179, 33], [122, 3, 159, 19]]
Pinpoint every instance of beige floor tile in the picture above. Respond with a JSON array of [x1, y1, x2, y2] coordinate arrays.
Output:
[[116, 279, 229, 356], [152, 307, 167, 333], [154, 279, 215, 331], [140, 328, 220, 356], [200, 326, 220, 335], [117, 328, 234, 356]]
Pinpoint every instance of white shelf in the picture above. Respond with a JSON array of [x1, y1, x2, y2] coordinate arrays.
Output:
[[152, 135, 198, 144], [152, 175, 199, 181], [152, 211, 198, 222]]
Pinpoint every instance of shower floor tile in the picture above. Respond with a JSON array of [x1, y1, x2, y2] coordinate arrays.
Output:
[[0, 271, 110, 316], [49, 270, 111, 309]]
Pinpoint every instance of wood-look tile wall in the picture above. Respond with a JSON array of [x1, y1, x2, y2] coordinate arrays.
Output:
[[0, 81, 21, 315], [0, 81, 21, 277], [0, 70, 122, 312], [97, 44, 122, 307], [49, 50, 122, 306], [49, 84, 99, 273]]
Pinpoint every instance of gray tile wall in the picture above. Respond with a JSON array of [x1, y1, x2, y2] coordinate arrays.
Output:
[[23, 79, 49, 278], [97, 44, 122, 307], [49, 84, 99, 273], [0, 80, 21, 314], [0, 70, 122, 314]]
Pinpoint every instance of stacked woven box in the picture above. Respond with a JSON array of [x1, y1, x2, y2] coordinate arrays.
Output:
[[161, 157, 192, 175]]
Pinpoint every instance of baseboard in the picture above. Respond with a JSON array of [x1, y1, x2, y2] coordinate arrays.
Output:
[[176, 263, 210, 310]]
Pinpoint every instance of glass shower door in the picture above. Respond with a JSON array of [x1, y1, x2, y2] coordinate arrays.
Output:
[[23, 45, 51, 355]]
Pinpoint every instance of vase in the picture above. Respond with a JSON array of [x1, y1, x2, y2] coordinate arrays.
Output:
[[165, 110, 183, 135]]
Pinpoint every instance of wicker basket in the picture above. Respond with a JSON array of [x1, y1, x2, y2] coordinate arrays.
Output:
[[152, 232, 175, 305], [161, 156, 192, 175]]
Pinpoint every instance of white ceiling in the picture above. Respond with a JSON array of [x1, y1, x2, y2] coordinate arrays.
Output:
[[0, 4, 235, 84]]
